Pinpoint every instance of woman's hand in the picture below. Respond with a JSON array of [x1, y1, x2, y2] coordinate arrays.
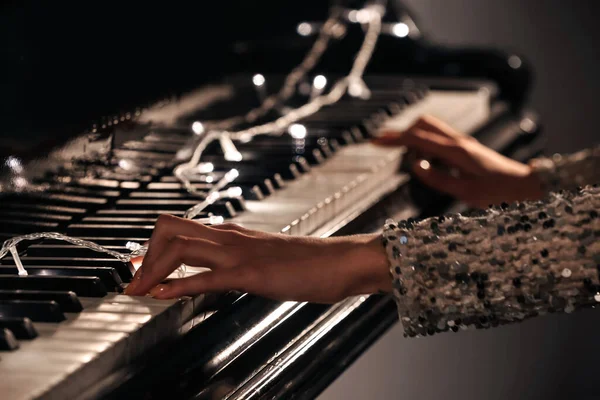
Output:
[[124, 215, 391, 302], [372, 115, 545, 208]]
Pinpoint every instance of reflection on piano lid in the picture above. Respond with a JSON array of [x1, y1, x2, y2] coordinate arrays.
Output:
[[0, 1, 543, 399]]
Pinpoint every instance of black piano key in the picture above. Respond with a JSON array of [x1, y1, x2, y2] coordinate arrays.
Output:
[[144, 132, 193, 145], [94, 209, 187, 218], [0, 257, 134, 283], [224, 171, 283, 191], [229, 148, 324, 166], [204, 155, 311, 175], [113, 198, 238, 217], [0, 265, 123, 292], [1, 193, 108, 207], [205, 138, 328, 164], [127, 192, 200, 199], [0, 276, 108, 298], [0, 232, 20, 243], [113, 149, 177, 162], [120, 140, 182, 153], [221, 196, 246, 212], [115, 198, 204, 211], [45, 186, 122, 198], [224, 178, 272, 197], [1, 203, 87, 215], [81, 216, 159, 225], [152, 179, 264, 200], [249, 135, 338, 154], [0, 300, 66, 323], [213, 161, 301, 181], [0, 290, 83, 313], [0, 210, 73, 223], [0, 328, 19, 351], [47, 236, 149, 246], [301, 122, 366, 141], [0, 317, 38, 340], [92, 172, 154, 183], [207, 200, 237, 218], [67, 177, 140, 190], [26, 243, 126, 258], [0, 219, 59, 234], [146, 182, 212, 191], [66, 224, 155, 238]]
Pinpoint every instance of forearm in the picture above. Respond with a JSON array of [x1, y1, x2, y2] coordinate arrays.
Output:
[[382, 185, 600, 337]]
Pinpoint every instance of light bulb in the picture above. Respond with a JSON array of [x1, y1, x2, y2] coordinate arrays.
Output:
[[224, 151, 243, 162], [12, 177, 28, 189], [392, 23, 409, 38], [356, 9, 372, 24], [288, 124, 307, 139], [196, 162, 214, 173], [313, 75, 327, 90], [118, 159, 133, 170], [252, 74, 266, 87], [297, 22, 312, 36], [206, 191, 221, 203], [219, 135, 243, 162], [208, 215, 225, 225], [192, 121, 205, 135], [348, 10, 358, 23], [5, 156, 23, 174], [224, 168, 240, 182], [226, 186, 243, 198]]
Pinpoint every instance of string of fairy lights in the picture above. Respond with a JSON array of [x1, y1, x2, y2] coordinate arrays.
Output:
[[1, 3, 387, 275]]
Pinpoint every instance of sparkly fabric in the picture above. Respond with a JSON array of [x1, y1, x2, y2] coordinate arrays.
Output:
[[529, 145, 600, 193], [383, 147, 600, 336]]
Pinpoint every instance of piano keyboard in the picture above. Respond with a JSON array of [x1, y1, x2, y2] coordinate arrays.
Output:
[[0, 77, 493, 399]]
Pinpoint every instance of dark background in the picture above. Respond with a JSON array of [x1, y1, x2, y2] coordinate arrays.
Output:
[[322, 1, 600, 399]]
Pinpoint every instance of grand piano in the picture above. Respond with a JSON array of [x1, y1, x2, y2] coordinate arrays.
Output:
[[0, 1, 545, 399]]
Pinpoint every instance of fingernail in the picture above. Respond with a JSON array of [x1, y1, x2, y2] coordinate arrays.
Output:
[[124, 271, 143, 295], [124, 280, 137, 295], [149, 284, 170, 298]]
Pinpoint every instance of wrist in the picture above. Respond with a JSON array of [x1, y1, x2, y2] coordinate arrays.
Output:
[[341, 234, 392, 296], [518, 165, 546, 201]]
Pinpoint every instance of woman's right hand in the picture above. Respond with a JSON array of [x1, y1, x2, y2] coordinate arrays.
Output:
[[372, 115, 545, 208]]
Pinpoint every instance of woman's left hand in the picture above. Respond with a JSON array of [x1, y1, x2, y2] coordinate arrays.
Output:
[[124, 214, 390, 303]]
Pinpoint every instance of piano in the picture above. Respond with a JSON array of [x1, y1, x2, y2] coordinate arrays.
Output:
[[0, 1, 545, 399]]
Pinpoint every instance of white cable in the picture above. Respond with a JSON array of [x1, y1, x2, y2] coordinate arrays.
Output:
[[0, 5, 385, 278], [206, 13, 344, 132], [0, 232, 188, 279], [176, 5, 384, 195]]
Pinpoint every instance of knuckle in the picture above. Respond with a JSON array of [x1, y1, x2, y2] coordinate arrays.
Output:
[[170, 235, 189, 250], [156, 214, 180, 232], [219, 223, 242, 231], [228, 230, 250, 242], [419, 114, 435, 125]]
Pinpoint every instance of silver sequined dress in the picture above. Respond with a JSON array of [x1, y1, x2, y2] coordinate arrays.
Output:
[[383, 146, 600, 337]]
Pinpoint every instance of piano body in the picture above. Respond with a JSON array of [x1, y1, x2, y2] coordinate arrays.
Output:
[[0, 1, 545, 399]]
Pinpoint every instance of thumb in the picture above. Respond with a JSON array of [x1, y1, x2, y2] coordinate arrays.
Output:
[[412, 159, 474, 200]]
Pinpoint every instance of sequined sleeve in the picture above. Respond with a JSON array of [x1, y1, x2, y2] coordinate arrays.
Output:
[[529, 145, 600, 193], [383, 186, 600, 337]]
